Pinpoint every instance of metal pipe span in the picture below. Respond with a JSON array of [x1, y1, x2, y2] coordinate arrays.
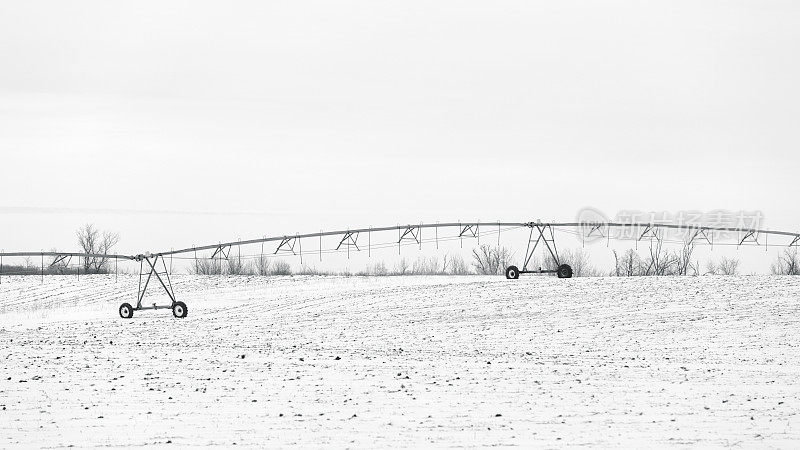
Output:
[[0, 221, 797, 260]]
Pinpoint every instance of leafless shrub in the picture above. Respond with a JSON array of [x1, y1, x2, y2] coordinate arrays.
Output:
[[356, 262, 387, 276], [255, 255, 271, 275], [0, 258, 41, 275], [707, 257, 740, 276], [299, 265, 315, 275], [471, 245, 513, 275], [771, 248, 800, 275], [557, 248, 600, 277], [529, 247, 599, 277], [395, 258, 410, 275], [192, 258, 222, 275], [411, 257, 429, 275], [448, 254, 470, 275], [427, 256, 440, 275], [372, 261, 389, 276], [718, 257, 740, 276], [409, 256, 443, 275], [76, 224, 120, 273], [297, 265, 335, 276], [613, 239, 702, 277], [271, 260, 292, 275], [226, 256, 252, 275]]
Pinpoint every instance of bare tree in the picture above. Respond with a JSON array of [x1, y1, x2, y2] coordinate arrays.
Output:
[[614, 249, 643, 276], [471, 245, 495, 274], [676, 239, 696, 276], [76, 224, 120, 273], [771, 248, 800, 275], [708, 256, 740, 276], [643, 238, 680, 276], [471, 245, 513, 275], [449, 254, 470, 275], [557, 248, 598, 277], [689, 260, 701, 277], [395, 258, 410, 275]]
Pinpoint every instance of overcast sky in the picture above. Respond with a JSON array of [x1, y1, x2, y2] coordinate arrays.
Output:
[[0, 0, 798, 268]]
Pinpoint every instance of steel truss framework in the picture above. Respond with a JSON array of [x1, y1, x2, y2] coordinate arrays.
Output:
[[2, 221, 799, 317]]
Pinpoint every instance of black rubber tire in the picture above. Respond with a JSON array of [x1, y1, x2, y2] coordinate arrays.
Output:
[[505, 265, 520, 280], [172, 301, 188, 318], [119, 303, 134, 319], [557, 264, 573, 279]]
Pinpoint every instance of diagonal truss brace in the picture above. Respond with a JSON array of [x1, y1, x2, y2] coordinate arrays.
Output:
[[274, 236, 298, 255], [586, 223, 605, 238], [638, 224, 661, 241], [135, 254, 176, 310], [459, 224, 479, 238], [211, 244, 231, 259], [689, 228, 713, 245], [522, 223, 560, 272], [739, 230, 759, 246], [398, 226, 420, 244], [49, 254, 71, 268], [336, 231, 360, 251], [790, 235, 800, 247]]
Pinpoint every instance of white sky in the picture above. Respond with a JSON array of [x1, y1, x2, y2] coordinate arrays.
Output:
[[0, 1, 798, 271]]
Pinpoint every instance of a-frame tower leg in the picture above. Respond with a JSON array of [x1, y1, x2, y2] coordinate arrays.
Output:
[[505, 223, 573, 279], [136, 255, 177, 309], [521, 224, 561, 272]]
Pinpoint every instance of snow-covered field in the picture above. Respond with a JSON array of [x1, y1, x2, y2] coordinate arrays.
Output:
[[1, 274, 799, 448]]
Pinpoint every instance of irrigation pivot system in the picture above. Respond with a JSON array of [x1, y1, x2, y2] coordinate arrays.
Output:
[[1, 220, 798, 318]]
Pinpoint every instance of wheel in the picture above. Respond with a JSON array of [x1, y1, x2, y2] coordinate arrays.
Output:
[[557, 264, 573, 279], [505, 265, 520, 280], [172, 301, 188, 318], [119, 303, 134, 319]]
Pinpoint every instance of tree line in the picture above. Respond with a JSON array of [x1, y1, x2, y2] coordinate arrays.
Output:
[[1, 224, 119, 275]]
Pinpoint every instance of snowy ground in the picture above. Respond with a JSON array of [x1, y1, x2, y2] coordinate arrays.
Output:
[[1, 274, 799, 448]]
